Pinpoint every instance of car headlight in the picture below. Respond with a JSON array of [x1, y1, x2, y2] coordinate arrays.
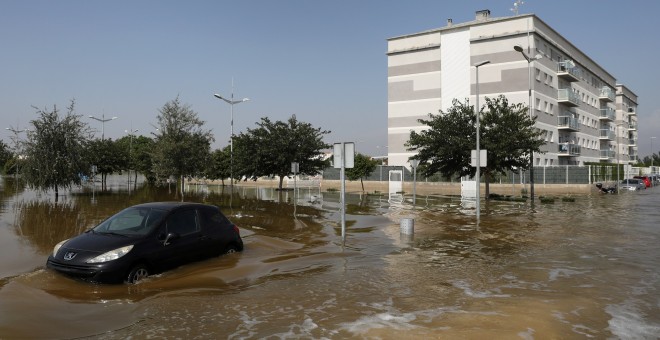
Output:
[[53, 239, 69, 257], [86, 245, 134, 263]]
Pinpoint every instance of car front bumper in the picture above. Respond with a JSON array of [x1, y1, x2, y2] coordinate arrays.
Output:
[[46, 256, 130, 283]]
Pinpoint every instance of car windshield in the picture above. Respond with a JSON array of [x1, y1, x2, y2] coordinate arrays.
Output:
[[93, 207, 168, 236]]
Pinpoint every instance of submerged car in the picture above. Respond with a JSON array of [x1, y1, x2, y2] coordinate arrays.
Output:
[[619, 179, 646, 191], [633, 176, 651, 188], [47, 202, 243, 284]]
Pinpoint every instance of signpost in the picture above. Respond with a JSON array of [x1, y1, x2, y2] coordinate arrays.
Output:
[[291, 162, 299, 216], [333, 142, 354, 243]]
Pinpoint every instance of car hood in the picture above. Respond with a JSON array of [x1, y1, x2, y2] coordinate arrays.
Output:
[[54, 231, 139, 263]]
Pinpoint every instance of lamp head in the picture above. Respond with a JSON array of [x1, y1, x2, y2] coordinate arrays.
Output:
[[514, 45, 524, 52]]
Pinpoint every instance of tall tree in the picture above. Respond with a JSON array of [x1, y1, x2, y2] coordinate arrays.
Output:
[[88, 138, 126, 190], [116, 134, 155, 186], [151, 97, 213, 198], [345, 153, 378, 191], [233, 115, 330, 190], [0, 140, 13, 175], [406, 96, 544, 197], [22, 100, 92, 200], [206, 146, 231, 186], [480, 95, 545, 196], [406, 98, 476, 180]]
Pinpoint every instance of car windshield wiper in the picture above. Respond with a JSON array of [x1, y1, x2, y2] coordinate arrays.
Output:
[[97, 231, 129, 237]]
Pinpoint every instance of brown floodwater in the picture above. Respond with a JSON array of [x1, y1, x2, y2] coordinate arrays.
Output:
[[0, 176, 659, 339]]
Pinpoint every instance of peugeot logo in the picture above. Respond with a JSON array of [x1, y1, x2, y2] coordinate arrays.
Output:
[[63, 252, 77, 261]]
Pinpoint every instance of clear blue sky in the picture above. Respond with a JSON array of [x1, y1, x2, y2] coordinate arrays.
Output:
[[2, 0, 659, 157]]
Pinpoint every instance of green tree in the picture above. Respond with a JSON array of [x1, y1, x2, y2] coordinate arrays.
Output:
[[116, 134, 155, 187], [406, 99, 476, 180], [0, 140, 13, 175], [233, 115, 330, 190], [151, 97, 213, 198], [406, 95, 544, 197], [346, 153, 378, 191], [480, 95, 545, 196], [22, 100, 92, 200], [206, 146, 231, 186], [88, 138, 126, 190]]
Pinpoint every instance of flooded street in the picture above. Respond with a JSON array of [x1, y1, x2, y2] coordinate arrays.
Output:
[[0, 177, 659, 339]]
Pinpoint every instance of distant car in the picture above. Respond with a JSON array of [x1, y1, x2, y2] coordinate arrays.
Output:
[[47, 202, 243, 284], [633, 176, 651, 188], [620, 179, 646, 191]]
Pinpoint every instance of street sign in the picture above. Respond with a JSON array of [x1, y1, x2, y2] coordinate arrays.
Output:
[[471, 149, 487, 167]]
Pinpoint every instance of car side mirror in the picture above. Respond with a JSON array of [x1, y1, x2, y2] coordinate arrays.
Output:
[[162, 232, 180, 246]]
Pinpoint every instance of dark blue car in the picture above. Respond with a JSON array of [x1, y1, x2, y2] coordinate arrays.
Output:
[[47, 202, 243, 284]]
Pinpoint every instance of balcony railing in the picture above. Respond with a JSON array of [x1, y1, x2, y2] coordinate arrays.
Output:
[[558, 143, 581, 156], [557, 115, 580, 131], [599, 129, 615, 140], [557, 61, 580, 82], [629, 138, 637, 146], [557, 88, 580, 107], [600, 150, 615, 159], [628, 107, 636, 116], [599, 107, 616, 121], [599, 86, 615, 102], [629, 154, 638, 162], [628, 122, 637, 130]]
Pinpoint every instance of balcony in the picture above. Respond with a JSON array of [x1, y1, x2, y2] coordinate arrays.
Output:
[[600, 150, 615, 160], [627, 107, 636, 116], [558, 143, 580, 156], [557, 115, 580, 131], [599, 107, 616, 121], [629, 153, 638, 163], [557, 88, 580, 107], [599, 129, 615, 140], [628, 122, 637, 130], [557, 61, 580, 82], [629, 138, 637, 146], [599, 86, 615, 102]]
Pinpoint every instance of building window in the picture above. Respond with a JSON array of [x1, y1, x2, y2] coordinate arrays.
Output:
[[549, 103, 554, 115], [536, 98, 541, 110], [536, 69, 541, 81]]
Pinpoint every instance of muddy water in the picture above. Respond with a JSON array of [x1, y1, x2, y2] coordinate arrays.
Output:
[[0, 177, 659, 339]]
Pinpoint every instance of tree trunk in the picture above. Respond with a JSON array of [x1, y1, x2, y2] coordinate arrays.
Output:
[[278, 175, 285, 190], [180, 175, 185, 201], [360, 177, 365, 192], [55, 185, 59, 202]]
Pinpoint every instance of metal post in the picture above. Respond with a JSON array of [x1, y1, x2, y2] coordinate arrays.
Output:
[[214, 78, 249, 188], [474, 60, 490, 219]]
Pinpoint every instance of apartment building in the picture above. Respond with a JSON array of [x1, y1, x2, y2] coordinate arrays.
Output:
[[387, 9, 638, 167]]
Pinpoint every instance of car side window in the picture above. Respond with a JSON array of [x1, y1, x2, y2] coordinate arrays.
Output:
[[166, 209, 199, 236], [199, 207, 230, 230]]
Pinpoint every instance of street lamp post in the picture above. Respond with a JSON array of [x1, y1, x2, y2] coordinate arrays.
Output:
[[652, 136, 657, 184], [88, 114, 118, 140], [514, 45, 543, 202], [214, 80, 249, 188], [474, 60, 490, 219]]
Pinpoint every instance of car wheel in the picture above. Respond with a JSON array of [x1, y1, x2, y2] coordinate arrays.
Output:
[[224, 244, 239, 254], [126, 264, 149, 284]]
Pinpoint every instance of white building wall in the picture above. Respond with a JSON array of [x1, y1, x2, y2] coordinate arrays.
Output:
[[441, 29, 470, 111]]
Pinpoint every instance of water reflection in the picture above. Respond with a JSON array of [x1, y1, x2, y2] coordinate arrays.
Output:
[[0, 176, 659, 339]]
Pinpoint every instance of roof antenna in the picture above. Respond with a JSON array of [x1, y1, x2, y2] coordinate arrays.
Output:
[[511, 0, 525, 15]]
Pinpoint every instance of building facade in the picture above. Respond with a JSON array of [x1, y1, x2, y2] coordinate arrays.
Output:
[[387, 10, 638, 167]]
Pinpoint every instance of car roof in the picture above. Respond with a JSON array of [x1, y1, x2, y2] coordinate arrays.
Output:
[[129, 202, 219, 211]]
